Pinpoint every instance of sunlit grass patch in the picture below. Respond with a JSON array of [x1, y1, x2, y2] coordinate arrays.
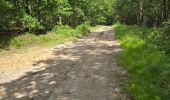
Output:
[[114, 24, 170, 100], [120, 35, 145, 49]]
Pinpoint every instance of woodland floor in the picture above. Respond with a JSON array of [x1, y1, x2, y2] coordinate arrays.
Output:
[[0, 27, 130, 100]]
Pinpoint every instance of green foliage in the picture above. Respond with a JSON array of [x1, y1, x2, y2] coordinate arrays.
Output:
[[22, 15, 44, 32], [141, 27, 170, 54], [52, 22, 90, 38], [76, 21, 90, 34], [52, 25, 73, 34], [52, 25, 79, 38], [115, 24, 170, 100], [0, 0, 115, 32]]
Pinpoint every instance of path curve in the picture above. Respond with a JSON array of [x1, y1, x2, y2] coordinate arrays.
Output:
[[0, 27, 129, 100]]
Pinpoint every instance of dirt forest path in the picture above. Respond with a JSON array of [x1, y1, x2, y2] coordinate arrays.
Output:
[[0, 27, 130, 100]]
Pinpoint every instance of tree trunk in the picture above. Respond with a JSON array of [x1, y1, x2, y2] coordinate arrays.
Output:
[[25, 1, 32, 15], [138, 0, 144, 25], [59, 16, 63, 25], [162, 0, 167, 21]]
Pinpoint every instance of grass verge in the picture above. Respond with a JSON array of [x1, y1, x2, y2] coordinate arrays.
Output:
[[0, 22, 90, 54], [114, 24, 170, 100]]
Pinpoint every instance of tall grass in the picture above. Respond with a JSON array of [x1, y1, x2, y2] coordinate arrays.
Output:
[[114, 24, 170, 100]]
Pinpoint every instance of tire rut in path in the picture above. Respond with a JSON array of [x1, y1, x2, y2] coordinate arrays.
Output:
[[0, 27, 130, 100]]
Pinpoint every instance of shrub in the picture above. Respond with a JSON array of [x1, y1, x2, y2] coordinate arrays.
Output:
[[22, 15, 44, 33], [52, 25, 72, 34], [52, 23, 90, 38], [52, 25, 79, 37], [76, 21, 90, 34], [142, 27, 170, 54]]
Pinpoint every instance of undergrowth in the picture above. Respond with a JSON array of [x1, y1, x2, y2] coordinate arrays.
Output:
[[114, 24, 170, 100]]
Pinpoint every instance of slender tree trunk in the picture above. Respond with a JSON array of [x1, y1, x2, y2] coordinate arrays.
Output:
[[25, 0, 32, 15], [138, 0, 144, 25], [36, 0, 41, 20], [59, 16, 62, 25], [162, 0, 167, 21]]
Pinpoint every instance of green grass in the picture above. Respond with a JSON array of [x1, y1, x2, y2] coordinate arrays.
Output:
[[114, 24, 170, 100], [0, 22, 90, 51]]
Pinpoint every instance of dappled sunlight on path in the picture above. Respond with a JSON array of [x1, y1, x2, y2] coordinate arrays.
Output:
[[0, 27, 130, 100]]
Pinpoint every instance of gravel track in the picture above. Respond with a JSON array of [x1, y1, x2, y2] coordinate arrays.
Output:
[[0, 27, 130, 100]]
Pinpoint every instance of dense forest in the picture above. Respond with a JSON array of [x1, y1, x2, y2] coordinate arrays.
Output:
[[1, 0, 170, 32], [0, 0, 170, 100], [0, 0, 114, 33], [115, 0, 170, 26]]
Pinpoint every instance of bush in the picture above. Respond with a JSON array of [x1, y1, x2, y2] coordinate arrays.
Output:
[[76, 21, 90, 34], [52, 25, 73, 34], [52, 23, 90, 38], [142, 27, 170, 54], [52, 25, 79, 37], [22, 15, 44, 33]]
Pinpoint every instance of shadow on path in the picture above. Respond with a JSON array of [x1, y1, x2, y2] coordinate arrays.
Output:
[[0, 29, 130, 100]]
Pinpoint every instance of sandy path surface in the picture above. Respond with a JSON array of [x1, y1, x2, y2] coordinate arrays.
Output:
[[0, 27, 130, 100]]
